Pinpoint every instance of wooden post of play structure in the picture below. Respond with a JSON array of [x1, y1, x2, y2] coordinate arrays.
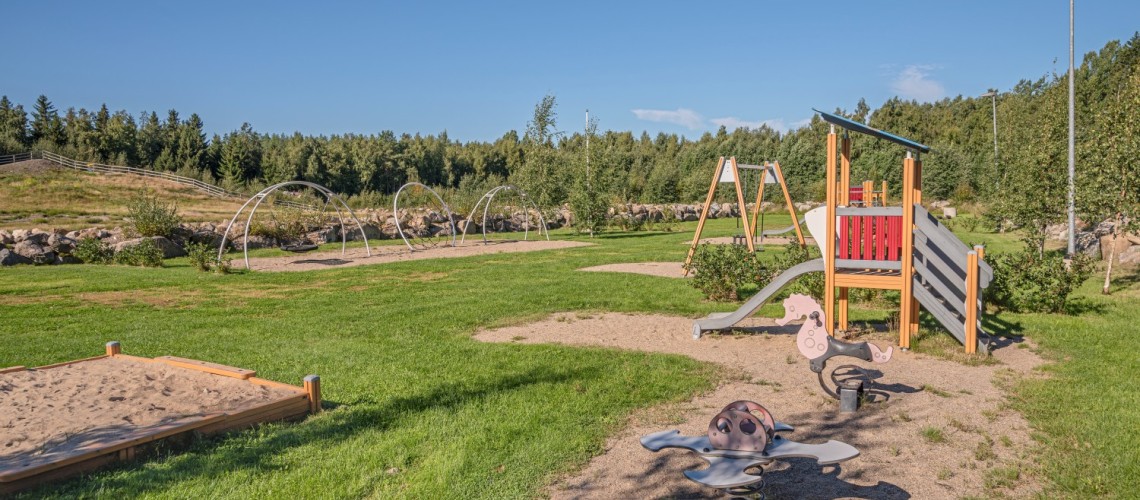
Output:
[[303, 375, 322, 414], [730, 158, 757, 253], [772, 161, 806, 246], [683, 157, 726, 274], [684, 157, 756, 275], [824, 127, 838, 335], [899, 152, 916, 349], [965, 250, 979, 354], [837, 133, 851, 331], [881, 180, 889, 205], [749, 167, 768, 240], [910, 156, 923, 337], [105, 341, 121, 356]]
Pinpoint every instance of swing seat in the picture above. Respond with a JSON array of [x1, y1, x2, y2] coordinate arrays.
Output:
[[280, 243, 319, 253]]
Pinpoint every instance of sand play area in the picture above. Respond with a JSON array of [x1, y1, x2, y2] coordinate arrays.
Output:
[[244, 239, 591, 272], [0, 356, 299, 471], [476, 313, 1044, 499]]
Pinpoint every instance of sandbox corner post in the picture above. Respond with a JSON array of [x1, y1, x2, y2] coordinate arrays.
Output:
[[303, 375, 321, 414], [106, 341, 121, 357]]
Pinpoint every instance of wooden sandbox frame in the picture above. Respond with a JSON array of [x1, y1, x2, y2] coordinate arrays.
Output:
[[0, 341, 321, 494]]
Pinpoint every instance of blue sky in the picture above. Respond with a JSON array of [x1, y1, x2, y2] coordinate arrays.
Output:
[[3, 1, 1137, 142]]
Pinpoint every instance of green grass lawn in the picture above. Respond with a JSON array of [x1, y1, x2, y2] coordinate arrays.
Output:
[[2, 215, 1138, 498]]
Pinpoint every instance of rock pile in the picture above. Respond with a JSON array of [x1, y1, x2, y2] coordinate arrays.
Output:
[[1, 201, 826, 267], [1046, 218, 1140, 264]]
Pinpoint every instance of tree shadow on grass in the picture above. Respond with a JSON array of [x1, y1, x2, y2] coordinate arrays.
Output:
[[27, 364, 602, 497]]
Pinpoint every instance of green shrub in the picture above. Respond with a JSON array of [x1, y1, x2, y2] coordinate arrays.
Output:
[[249, 205, 322, 245], [687, 243, 768, 301], [185, 242, 231, 273], [126, 192, 182, 238], [113, 239, 164, 267], [73, 238, 114, 264], [568, 183, 609, 236], [988, 248, 1093, 313], [770, 241, 825, 299]]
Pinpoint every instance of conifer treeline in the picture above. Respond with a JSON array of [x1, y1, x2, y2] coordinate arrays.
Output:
[[1, 35, 1136, 234]]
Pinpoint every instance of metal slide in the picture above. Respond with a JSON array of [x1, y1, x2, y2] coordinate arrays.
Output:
[[692, 258, 826, 339], [761, 217, 808, 237]]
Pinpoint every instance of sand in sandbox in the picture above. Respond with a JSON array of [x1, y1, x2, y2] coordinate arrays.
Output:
[[476, 313, 1045, 499], [243, 239, 591, 272], [0, 356, 299, 468]]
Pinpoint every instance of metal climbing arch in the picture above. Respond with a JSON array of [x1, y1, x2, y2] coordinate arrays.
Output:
[[217, 181, 371, 269]]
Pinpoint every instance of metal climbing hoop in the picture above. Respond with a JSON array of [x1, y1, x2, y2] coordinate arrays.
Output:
[[217, 181, 371, 269], [393, 182, 457, 251], [459, 184, 549, 244]]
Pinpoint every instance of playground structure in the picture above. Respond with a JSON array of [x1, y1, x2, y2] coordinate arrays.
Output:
[[393, 182, 458, 251], [218, 181, 372, 270], [693, 109, 992, 354], [641, 399, 859, 496], [849, 180, 890, 206], [683, 157, 805, 276], [459, 184, 549, 244]]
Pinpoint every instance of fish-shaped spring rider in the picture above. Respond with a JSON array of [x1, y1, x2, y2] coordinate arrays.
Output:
[[641, 400, 859, 495]]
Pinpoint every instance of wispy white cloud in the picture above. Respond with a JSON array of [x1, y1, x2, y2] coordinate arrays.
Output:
[[631, 108, 705, 130], [711, 117, 812, 132], [711, 117, 770, 130], [790, 117, 813, 129], [891, 65, 946, 102]]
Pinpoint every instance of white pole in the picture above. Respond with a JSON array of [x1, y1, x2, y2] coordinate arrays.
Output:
[[990, 94, 998, 173], [585, 109, 590, 190], [1067, 0, 1076, 256]]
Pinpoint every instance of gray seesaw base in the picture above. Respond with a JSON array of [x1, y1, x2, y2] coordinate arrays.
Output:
[[640, 429, 859, 490]]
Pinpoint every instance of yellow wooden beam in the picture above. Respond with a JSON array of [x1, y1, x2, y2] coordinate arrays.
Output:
[[683, 157, 726, 275]]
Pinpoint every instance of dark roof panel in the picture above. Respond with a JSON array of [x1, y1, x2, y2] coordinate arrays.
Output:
[[812, 108, 931, 153]]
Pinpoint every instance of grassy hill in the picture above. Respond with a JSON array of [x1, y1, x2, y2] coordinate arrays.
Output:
[[0, 160, 244, 230]]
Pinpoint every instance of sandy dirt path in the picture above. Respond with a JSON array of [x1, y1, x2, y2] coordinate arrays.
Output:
[[476, 313, 1043, 499], [243, 240, 591, 272]]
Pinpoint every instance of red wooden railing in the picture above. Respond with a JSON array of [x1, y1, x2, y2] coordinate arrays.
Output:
[[838, 214, 903, 261]]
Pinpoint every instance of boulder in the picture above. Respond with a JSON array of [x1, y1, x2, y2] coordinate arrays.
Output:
[[47, 233, 77, 254], [13, 240, 56, 264], [0, 248, 33, 266], [115, 236, 187, 259], [54, 254, 83, 265], [1075, 232, 1100, 257], [15, 229, 50, 245], [942, 207, 957, 219], [11, 229, 29, 242], [1119, 245, 1140, 265], [359, 222, 385, 240], [0, 230, 13, 245], [1099, 235, 1133, 262], [190, 231, 225, 248]]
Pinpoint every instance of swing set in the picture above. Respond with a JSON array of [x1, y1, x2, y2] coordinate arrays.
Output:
[[683, 157, 805, 275]]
